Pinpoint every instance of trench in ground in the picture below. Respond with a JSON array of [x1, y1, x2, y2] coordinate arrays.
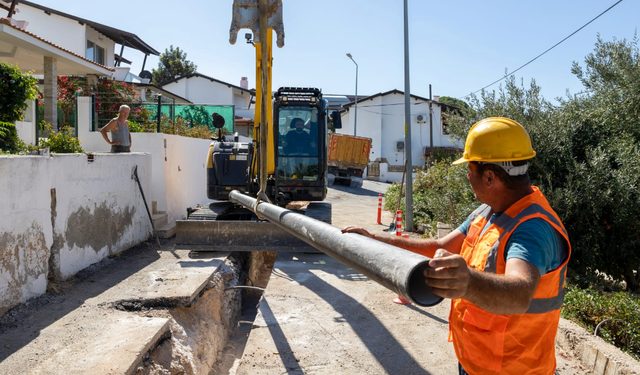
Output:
[[136, 251, 276, 375], [212, 251, 276, 374]]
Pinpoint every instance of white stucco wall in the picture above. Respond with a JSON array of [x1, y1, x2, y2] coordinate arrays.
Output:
[[16, 4, 115, 67], [163, 77, 253, 113], [16, 5, 86, 57], [15, 100, 37, 145], [0, 156, 53, 316], [161, 134, 214, 222], [0, 153, 152, 315], [52, 153, 152, 279], [76, 97, 213, 224], [163, 77, 232, 104], [379, 95, 408, 167], [85, 26, 115, 67], [233, 89, 253, 119]]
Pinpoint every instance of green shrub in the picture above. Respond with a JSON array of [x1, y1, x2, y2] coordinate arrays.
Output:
[[0, 121, 19, 152], [444, 37, 640, 292], [38, 122, 84, 153], [159, 115, 226, 139], [0, 62, 38, 151], [128, 120, 156, 133], [563, 283, 640, 360], [384, 161, 476, 236], [420, 34, 640, 358], [0, 62, 38, 122]]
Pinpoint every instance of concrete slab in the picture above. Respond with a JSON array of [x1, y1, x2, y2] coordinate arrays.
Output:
[[235, 252, 457, 375], [0, 242, 229, 375], [0, 312, 169, 375]]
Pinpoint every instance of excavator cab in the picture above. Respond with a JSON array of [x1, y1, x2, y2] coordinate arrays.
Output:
[[206, 87, 339, 207], [273, 87, 328, 205]]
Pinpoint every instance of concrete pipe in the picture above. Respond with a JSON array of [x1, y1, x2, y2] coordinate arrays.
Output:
[[229, 190, 443, 307]]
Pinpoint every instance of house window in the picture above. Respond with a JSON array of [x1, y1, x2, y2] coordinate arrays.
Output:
[[441, 113, 449, 135], [86, 40, 105, 65]]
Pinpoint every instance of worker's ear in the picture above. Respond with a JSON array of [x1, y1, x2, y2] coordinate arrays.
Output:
[[483, 169, 496, 187]]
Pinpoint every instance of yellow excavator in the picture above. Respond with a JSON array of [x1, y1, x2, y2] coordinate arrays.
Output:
[[176, 0, 442, 307], [208, 0, 342, 206], [176, 0, 341, 251]]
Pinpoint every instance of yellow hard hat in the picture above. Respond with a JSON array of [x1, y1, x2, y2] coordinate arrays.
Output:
[[452, 117, 536, 165]]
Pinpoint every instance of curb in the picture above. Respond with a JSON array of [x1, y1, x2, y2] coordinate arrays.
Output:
[[556, 318, 640, 375]]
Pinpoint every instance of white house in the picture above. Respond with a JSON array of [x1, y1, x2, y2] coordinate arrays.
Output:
[[0, 0, 159, 131], [337, 89, 463, 182], [11, 0, 159, 75], [161, 73, 255, 135]]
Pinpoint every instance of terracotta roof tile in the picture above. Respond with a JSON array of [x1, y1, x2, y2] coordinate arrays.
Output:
[[0, 17, 114, 72]]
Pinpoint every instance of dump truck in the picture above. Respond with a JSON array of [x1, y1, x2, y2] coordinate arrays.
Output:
[[327, 133, 372, 188]]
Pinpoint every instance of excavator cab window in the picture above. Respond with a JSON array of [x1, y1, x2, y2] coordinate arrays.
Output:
[[277, 106, 320, 181]]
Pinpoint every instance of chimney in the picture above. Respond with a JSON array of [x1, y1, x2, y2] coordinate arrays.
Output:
[[433, 95, 440, 102], [240, 77, 248, 89]]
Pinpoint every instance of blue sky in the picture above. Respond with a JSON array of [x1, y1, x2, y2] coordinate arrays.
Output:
[[28, 0, 639, 104]]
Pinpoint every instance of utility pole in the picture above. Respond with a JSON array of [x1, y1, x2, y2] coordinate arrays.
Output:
[[429, 84, 433, 167], [403, 0, 413, 232], [346, 53, 358, 136]]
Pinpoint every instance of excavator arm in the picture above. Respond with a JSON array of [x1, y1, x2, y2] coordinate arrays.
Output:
[[230, 0, 284, 186]]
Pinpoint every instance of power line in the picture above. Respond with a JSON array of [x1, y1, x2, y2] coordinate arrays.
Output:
[[462, 0, 624, 98]]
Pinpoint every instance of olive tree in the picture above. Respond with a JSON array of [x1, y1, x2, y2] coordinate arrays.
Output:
[[445, 35, 640, 292], [553, 35, 640, 292]]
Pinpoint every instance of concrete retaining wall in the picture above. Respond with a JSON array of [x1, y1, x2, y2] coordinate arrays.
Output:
[[0, 153, 152, 315]]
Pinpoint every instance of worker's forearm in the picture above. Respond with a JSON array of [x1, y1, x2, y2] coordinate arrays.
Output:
[[369, 232, 439, 258], [464, 270, 534, 315]]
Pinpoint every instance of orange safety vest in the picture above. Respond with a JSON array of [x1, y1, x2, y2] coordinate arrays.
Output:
[[450, 187, 571, 375]]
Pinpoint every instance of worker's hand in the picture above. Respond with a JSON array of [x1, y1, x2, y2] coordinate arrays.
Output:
[[424, 249, 471, 299], [110, 139, 121, 146], [341, 226, 373, 239]]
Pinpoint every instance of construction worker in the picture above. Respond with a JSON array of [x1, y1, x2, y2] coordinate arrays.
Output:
[[342, 117, 571, 374]]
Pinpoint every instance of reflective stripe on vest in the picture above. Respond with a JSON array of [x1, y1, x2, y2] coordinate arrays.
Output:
[[467, 201, 569, 314], [451, 187, 572, 374]]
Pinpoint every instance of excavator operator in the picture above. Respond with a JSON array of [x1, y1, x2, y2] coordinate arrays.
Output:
[[281, 118, 316, 155]]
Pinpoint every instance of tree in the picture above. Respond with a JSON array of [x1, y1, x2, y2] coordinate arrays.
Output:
[[438, 96, 470, 113], [0, 62, 38, 151], [151, 45, 197, 85], [554, 34, 640, 292], [445, 35, 640, 293]]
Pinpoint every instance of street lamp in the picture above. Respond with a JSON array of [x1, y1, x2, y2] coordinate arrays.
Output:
[[346, 53, 358, 136]]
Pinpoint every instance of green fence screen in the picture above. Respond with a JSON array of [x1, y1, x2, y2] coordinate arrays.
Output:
[[143, 104, 235, 133]]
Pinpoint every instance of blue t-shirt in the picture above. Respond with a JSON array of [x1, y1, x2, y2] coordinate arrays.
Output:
[[457, 213, 567, 276]]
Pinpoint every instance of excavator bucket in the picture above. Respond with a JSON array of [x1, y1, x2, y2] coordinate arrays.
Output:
[[229, 0, 285, 48]]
